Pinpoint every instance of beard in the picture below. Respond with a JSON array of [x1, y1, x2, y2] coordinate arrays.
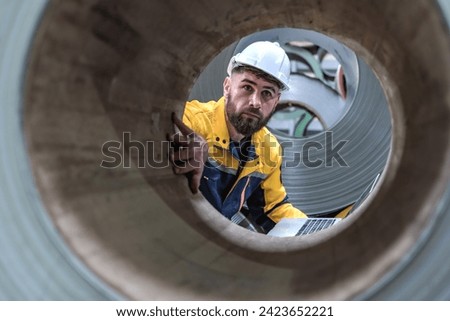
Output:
[[226, 96, 272, 137]]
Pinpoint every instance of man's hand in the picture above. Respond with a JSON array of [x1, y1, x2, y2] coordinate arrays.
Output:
[[168, 112, 208, 194]]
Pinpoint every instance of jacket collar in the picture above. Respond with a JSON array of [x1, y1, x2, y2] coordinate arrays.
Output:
[[211, 97, 231, 150]]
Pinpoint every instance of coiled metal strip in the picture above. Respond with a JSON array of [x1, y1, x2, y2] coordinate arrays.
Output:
[[278, 56, 391, 215]]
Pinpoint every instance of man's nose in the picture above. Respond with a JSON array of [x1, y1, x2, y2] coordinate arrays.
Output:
[[249, 92, 262, 109]]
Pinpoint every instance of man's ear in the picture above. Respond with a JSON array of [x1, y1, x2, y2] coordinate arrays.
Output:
[[223, 76, 231, 96]]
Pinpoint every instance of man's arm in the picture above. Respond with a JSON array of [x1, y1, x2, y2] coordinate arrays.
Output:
[[246, 151, 307, 231], [260, 163, 307, 223]]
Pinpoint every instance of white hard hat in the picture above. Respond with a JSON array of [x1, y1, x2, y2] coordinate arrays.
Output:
[[227, 41, 291, 90]]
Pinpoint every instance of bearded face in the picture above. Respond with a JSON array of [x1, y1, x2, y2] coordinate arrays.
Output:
[[223, 70, 281, 139], [225, 94, 272, 136]]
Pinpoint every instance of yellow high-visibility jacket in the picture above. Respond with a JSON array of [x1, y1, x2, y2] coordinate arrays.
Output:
[[183, 97, 307, 231]]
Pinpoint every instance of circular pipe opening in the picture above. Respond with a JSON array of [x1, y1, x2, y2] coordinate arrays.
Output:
[[189, 27, 392, 235]]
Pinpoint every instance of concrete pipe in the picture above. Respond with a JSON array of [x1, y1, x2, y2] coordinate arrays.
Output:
[[1, 0, 449, 299]]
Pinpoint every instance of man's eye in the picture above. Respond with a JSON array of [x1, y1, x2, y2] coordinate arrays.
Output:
[[262, 91, 273, 98], [243, 85, 252, 91]]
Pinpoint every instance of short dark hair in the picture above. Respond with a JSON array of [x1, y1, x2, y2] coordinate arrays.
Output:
[[231, 65, 283, 90]]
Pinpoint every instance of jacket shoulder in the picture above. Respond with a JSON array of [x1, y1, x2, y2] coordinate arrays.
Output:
[[255, 127, 282, 151], [254, 127, 283, 170], [183, 100, 217, 132], [185, 100, 217, 116]]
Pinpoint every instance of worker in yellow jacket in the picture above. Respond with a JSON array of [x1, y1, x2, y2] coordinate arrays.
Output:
[[169, 41, 307, 232]]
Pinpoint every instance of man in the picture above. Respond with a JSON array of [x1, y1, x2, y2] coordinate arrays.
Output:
[[169, 41, 307, 233]]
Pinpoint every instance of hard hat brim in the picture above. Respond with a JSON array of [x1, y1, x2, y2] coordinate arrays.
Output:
[[227, 56, 290, 91]]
